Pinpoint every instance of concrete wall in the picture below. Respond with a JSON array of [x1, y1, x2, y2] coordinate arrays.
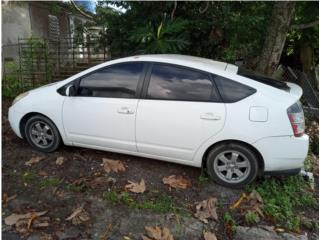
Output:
[[2, 1, 32, 61]]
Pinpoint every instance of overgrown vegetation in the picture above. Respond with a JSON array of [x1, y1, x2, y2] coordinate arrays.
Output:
[[3, 61, 21, 98], [246, 176, 318, 231], [3, 38, 53, 98]]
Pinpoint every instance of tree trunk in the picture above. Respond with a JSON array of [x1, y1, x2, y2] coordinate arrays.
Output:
[[256, 2, 296, 76]]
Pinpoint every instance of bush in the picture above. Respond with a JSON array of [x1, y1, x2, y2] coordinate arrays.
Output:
[[3, 61, 22, 98]]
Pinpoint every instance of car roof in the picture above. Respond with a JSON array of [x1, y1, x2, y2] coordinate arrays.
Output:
[[116, 54, 239, 74]]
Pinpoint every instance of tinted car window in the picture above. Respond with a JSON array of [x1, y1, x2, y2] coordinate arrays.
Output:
[[147, 64, 218, 101], [213, 75, 256, 103], [79, 62, 144, 98]]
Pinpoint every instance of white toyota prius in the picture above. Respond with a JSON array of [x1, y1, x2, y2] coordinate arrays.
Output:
[[9, 54, 309, 187]]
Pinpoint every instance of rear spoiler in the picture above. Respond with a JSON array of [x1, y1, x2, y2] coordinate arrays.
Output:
[[286, 82, 303, 99]]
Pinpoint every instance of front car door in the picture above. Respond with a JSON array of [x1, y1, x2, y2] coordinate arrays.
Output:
[[62, 62, 146, 152], [136, 63, 226, 163]]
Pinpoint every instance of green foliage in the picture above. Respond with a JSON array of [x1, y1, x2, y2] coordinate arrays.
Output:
[[249, 176, 318, 231], [21, 171, 38, 183], [65, 183, 87, 192], [129, 17, 190, 54], [3, 61, 21, 98], [223, 211, 237, 233], [95, 1, 274, 63], [39, 177, 60, 188], [244, 211, 260, 225], [103, 190, 119, 203], [102, 191, 189, 215], [198, 174, 210, 183]]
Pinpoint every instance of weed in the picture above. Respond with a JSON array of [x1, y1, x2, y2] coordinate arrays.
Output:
[[244, 211, 259, 225], [250, 176, 318, 231], [102, 191, 189, 215], [21, 171, 38, 182], [39, 177, 60, 188], [224, 212, 237, 234], [102, 191, 119, 204], [65, 183, 86, 192], [121, 192, 136, 207], [198, 174, 210, 183]]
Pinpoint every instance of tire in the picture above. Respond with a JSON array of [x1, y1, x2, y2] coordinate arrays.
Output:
[[206, 143, 259, 188], [24, 115, 61, 153]]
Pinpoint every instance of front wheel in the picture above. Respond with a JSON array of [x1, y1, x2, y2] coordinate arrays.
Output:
[[206, 143, 259, 188], [24, 115, 61, 153]]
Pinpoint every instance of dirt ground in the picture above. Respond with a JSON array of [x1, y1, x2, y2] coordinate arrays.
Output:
[[2, 98, 319, 240]]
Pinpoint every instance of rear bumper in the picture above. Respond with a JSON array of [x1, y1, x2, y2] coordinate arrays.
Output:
[[253, 134, 309, 172], [8, 107, 24, 138]]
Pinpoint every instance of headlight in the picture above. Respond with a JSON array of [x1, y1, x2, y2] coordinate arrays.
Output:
[[12, 92, 29, 106]]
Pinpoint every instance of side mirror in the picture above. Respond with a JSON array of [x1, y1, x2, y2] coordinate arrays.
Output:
[[66, 85, 76, 96]]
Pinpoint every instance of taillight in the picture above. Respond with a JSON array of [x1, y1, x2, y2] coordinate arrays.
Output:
[[287, 101, 305, 137]]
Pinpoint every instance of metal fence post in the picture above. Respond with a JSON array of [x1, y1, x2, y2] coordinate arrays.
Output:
[[18, 37, 23, 91]]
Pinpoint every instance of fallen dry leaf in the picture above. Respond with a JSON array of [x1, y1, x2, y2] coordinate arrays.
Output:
[[5, 211, 49, 234], [38, 170, 48, 176], [230, 193, 247, 210], [142, 226, 174, 240], [162, 175, 191, 189], [194, 197, 218, 223], [229, 190, 264, 221], [25, 156, 44, 166], [2, 193, 16, 205], [100, 223, 112, 240], [248, 190, 264, 217], [125, 179, 146, 193], [56, 157, 64, 165], [102, 158, 126, 173], [66, 205, 90, 225], [5, 211, 47, 226], [203, 231, 217, 240]]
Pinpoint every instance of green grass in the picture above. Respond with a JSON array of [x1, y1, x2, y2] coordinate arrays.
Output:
[[65, 183, 87, 192], [224, 212, 237, 234], [247, 176, 318, 231], [102, 191, 190, 215], [21, 171, 38, 182], [198, 174, 210, 183], [244, 211, 260, 225], [103, 191, 119, 203], [39, 177, 60, 188]]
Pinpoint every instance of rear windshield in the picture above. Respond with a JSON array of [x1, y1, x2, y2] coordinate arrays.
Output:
[[238, 67, 290, 90]]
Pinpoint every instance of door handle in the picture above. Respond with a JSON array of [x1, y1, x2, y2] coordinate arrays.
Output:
[[200, 113, 221, 120], [118, 107, 135, 114]]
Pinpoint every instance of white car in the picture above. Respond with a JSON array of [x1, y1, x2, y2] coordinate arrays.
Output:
[[9, 54, 309, 187]]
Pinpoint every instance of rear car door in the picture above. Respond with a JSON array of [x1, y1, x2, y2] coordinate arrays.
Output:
[[62, 62, 145, 152], [136, 63, 226, 162]]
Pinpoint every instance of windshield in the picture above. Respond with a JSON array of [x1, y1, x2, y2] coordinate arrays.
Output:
[[238, 67, 290, 90]]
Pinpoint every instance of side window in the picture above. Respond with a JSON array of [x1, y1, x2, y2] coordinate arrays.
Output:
[[78, 62, 144, 98], [213, 75, 256, 103], [147, 64, 219, 101]]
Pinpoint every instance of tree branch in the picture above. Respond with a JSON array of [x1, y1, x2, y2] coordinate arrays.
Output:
[[70, 0, 94, 20], [291, 20, 318, 30], [171, 1, 177, 20], [199, 2, 209, 14]]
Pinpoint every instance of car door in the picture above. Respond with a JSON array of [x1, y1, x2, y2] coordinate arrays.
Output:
[[62, 62, 146, 152], [136, 63, 226, 162]]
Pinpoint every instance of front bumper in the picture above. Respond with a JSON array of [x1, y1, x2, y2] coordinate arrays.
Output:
[[253, 134, 309, 172], [8, 107, 24, 138]]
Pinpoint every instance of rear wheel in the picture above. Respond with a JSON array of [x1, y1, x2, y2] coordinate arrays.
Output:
[[24, 115, 61, 153], [206, 143, 259, 188]]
